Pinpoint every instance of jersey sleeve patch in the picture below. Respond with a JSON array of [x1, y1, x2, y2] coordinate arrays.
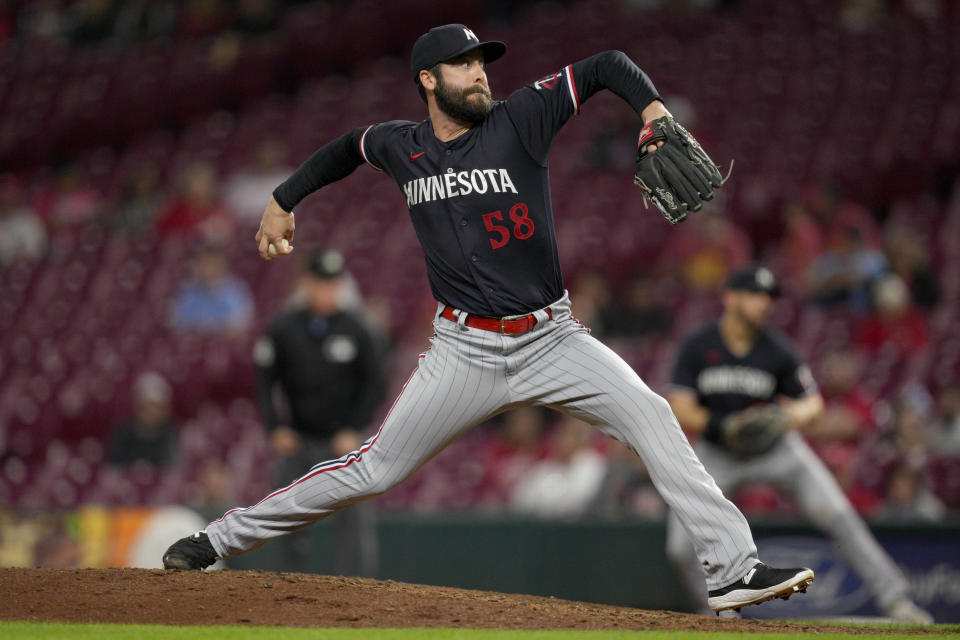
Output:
[[532, 65, 580, 116], [534, 72, 560, 90], [359, 125, 383, 172]]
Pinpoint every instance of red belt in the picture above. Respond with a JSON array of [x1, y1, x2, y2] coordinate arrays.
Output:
[[440, 306, 552, 334]]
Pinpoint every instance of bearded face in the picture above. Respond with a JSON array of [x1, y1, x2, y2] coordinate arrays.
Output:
[[727, 290, 773, 330], [433, 68, 493, 124]]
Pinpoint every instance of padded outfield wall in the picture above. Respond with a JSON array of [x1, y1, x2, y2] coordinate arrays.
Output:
[[229, 515, 960, 622]]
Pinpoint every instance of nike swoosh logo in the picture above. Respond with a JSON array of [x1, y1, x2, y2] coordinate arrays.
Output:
[[409, 151, 425, 161], [743, 568, 757, 585]]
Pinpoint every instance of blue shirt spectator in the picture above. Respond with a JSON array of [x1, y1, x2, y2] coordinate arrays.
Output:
[[806, 226, 887, 309], [169, 245, 253, 333]]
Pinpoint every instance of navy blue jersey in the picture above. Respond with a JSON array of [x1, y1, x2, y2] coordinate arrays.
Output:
[[274, 51, 660, 317], [671, 321, 818, 445], [359, 65, 582, 316]]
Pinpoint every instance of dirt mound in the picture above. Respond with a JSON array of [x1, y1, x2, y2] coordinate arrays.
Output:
[[0, 568, 939, 633]]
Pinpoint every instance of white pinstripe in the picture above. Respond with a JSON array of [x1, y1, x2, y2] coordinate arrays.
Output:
[[206, 293, 757, 587]]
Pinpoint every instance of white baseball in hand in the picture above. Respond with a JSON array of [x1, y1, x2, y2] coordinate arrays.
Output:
[[268, 238, 290, 257]]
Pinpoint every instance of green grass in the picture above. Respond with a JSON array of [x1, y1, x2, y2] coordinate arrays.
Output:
[[3, 622, 960, 640], [788, 619, 960, 632]]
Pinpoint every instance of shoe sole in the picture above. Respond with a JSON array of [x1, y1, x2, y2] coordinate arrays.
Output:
[[708, 569, 815, 614], [162, 555, 196, 570]]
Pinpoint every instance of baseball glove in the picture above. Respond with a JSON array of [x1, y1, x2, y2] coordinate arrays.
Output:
[[721, 405, 790, 458], [634, 115, 728, 224]]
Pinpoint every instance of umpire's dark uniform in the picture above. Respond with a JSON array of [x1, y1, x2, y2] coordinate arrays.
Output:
[[254, 249, 385, 576]]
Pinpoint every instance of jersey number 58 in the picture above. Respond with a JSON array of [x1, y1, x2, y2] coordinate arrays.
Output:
[[482, 203, 535, 250]]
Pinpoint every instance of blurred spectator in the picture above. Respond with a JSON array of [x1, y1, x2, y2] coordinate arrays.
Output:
[[179, 0, 228, 38], [777, 202, 823, 292], [890, 385, 935, 460], [477, 407, 550, 508], [879, 462, 946, 522], [658, 209, 752, 291], [35, 162, 103, 230], [109, 162, 164, 234], [207, 31, 241, 72], [830, 201, 882, 246], [855, 274, 929, 357], [19, 0, 68, 42], [806, 226, 888, 309], [803, 184, 881, 247], [839, 0, 887, 32], [191, 460, 237, 521], [223, 139, 292, 222], [931, 386, 960, 455], [865, 386, 935, 495], [33, 516, 81, 568], [803, 350, 882, 513], [900, 0, 943, 23], [69, 0, 117, 46], [804, 350, 876, 453], [107, 372, 179, 467], [168, 244, 254, 333], [602, 272, 669, 339], [822, 446, 885, 516], [231, 0, 279, 38], [883, 221, 940, 310], [156, 161, 234, 240], [0, 175, 47, 265], [590, 439, 664, 519], [112, 0, 177, 42], [509, 417, 607, 519]]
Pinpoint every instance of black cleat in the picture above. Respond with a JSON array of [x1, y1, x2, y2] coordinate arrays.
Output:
[[162, 530, 219, 570], [708, 562, 814, 613]]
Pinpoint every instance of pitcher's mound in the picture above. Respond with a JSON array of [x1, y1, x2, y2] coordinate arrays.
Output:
[[0, 568, 932, 634]]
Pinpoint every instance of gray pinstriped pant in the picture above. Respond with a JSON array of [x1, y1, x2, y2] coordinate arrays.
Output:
[[207, 293, 758, 588], [667, 433, 910, 611]]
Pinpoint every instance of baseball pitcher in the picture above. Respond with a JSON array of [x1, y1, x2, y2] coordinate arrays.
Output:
[[164, 24, 813, 614]]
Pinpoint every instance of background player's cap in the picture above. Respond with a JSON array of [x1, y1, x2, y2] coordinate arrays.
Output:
[[410, 24, 506, 82], [304, 248, 346, 279], [725, 265, 781, 297]]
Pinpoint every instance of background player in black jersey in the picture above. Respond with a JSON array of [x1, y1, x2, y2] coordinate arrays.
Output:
[[666, 265, 932, 623]]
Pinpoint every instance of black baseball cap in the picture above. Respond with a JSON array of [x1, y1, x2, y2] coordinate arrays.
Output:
[[725, 266, 781, 297], [303, 249, 345, 279], [410, 24, 506, 83]]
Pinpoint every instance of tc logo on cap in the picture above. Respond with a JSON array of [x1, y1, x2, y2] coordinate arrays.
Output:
[[463, 26, 478, 42]]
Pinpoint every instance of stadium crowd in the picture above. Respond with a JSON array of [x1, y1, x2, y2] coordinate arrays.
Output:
[[1, 0, 959, 536]]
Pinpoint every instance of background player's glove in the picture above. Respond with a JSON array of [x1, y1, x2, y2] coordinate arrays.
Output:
[[633, 115, 727, 224], [721, 405, 790, 458]]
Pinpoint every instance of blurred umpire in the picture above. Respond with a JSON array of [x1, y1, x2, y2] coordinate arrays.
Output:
[[664, 265, 932, 623], [253, 248, 386, 576]]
